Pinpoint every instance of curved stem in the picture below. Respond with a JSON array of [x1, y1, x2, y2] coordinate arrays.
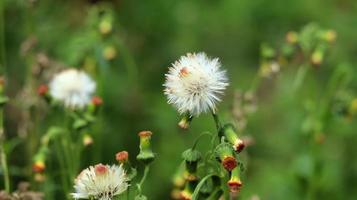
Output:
[[192, 132, 211, 150], [137, 165, 150, 194]]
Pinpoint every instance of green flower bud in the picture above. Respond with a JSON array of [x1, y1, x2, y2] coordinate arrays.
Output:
[[215, 143, 237, 171], [221, 124, 245, 153], [182, 149, 201, 180], [136, 131, 155, 164]]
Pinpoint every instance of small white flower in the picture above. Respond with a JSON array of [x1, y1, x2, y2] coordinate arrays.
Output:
[[164, 52, 228, 116], [49, 69, 96, 109], [71, 164, 129, 200]]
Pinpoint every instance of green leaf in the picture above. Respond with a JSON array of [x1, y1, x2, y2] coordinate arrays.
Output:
[[73, 119, 88, 130]]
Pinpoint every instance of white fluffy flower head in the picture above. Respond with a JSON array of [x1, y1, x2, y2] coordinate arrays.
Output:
[[71, 164, 129, 200], [49, 69, 96, 109], [164, 52, 229, 116]]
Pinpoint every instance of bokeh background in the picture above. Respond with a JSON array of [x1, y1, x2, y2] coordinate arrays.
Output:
[[1, 0, 357, 199]]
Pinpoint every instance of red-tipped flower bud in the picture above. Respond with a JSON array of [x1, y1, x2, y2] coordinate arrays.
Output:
[[215, 143, 238, 171], [33, 160, 46, 173], [137, 131, 155, 164], [92, 96, 103, 106], [116, 151, 129, 164], [37, 84, 48, 96], [221, 124, 245, 153], [94, 163, 108, 175], [228, 167, 243, 193]]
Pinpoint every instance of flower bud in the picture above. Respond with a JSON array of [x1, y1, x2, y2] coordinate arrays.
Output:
[[171, 188, 182, 200], [103, 46, 117, 61], [215, 143, 237, 171], [324, 30, 337, 43], [349, 98, 357, 116], [227, 167, 243, 193], [34, 173, 46, 182], [32, 160, 45, 173], [178, 113, 193, 129], [136, 131, 155, 164], [99, 19, 112, 35], [311, 50, 323, 66], [180, 179, 197, 200], [286, 31, 298, 44], [83, 134, 93, 146], [88, 96, 103, 114], [94, 163, 108, 175], [182, 149, 201, 181], [221, 124, 245, 153], [0, 77, 5, 92], [37, 85, 48, 96], [116, 151, 129, 164], [92, 96, 103, 106]]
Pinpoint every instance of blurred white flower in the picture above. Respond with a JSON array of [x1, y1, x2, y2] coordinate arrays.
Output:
[[72, 164, 128, 200], [49, 69, 96, 109], [164, 52, 228, 116]]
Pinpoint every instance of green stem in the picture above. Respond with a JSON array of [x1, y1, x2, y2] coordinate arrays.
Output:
[[192, 132, 211, 150], [137, 165, 150, 194], [0, 0, 6, 71], [293, 63, 309, 92], [211, 111, 221, 133], [117, 37, 138, 89], [0, 106, 10, 192], [249, 74, 262, 93], [55, 140, 70, 200]]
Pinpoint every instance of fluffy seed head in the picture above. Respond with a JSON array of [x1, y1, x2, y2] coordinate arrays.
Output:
[[49, 69, 96, 109], [164, 52, 228, 116], [71, 164, 128, 200]]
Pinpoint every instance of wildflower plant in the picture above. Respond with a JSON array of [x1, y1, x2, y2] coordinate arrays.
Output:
[[33, 68, 103, 199], [164, 52, 245, 199], [71, 130, 156, 200]]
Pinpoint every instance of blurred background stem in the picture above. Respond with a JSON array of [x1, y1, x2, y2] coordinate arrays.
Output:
[[0, 107, 10, 193], [0, 0, 10, 193]]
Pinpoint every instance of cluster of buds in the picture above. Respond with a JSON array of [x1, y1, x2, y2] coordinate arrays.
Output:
[[178, 149, 202, 199], [136, 131, 156, 164]]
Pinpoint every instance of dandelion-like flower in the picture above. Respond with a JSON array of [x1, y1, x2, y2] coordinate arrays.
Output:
[[49, 69, 96, 109], [72, 164, 129, 200], [164, 52, 228, 116]]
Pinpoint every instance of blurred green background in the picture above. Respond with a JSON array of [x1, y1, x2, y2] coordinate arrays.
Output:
[[1, 0, 357, 199]]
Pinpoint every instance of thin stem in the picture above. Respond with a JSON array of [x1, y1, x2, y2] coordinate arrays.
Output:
[[192, 132, 211, 150], [211, 111, 221, 133], [0, 106, 10, 193], [0, 0, 7, 72], [137, 165, 150, 194]]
